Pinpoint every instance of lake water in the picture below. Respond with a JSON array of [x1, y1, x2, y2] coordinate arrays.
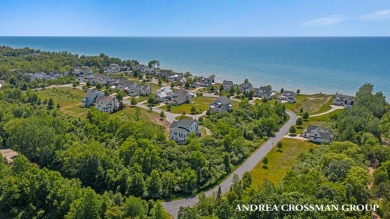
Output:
[[1, 37, 389, 97]]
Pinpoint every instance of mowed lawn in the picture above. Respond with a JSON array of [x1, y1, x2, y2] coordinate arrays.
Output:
[[37, 87, 90, 118], [159, 97, 217, 114], [250, 138, 318, 188]]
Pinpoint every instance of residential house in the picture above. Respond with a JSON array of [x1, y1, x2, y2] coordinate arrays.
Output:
[[116, 79, 137, 92], [279, 91, 296, 103], [72, 66, 92, 76], [169, 119, 199, 143], [334, 94, 354, 108], [129, 84, 151, 96], [171, 89, 192, 105], [210, 96, 232, 112], [194, 76, 212, 87], [105, 64, 120, 74], [156, 86, 173, 102], [254, 86, 273, 99], [82, 88, 104, 107], [0, 80, 6, 89], [95, 96, 119, 113], [239, 82, 253, 94], [222, 80, 234, 91], [303, 125, 334, 144]]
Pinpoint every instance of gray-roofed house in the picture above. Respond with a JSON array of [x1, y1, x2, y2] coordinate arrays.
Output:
[[210, 96, 232, 112], [303, 125, 334, 144], [279, 90, 296, 103], [169, 119, 199, 143], [254, 86, 273, 99], [129, 84, 151, 96], [222, 80, 234, 91], [156, 86, 173, 102], [95, 96, 119, 113], [334, 94, 354, 108], [171, 89, 192, 105], [194, 76, 212, 87], [239, 82, 253, 94], [0, 80, 6, 89], [82, 88, 104, 107]]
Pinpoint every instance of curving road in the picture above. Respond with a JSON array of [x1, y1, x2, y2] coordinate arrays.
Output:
[[163, 110, 298, 218]]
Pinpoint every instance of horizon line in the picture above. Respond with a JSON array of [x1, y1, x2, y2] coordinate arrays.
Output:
[[1, 35, 390, 38]]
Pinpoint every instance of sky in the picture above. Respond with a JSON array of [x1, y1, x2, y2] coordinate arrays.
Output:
[[1, 0, 390, 36]]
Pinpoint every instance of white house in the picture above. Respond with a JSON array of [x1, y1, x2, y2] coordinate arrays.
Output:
[[210, 96, 232, 112], [169, 119, 199, 143], [156, 86, 173, 102], [95, 96, 119, 113], [334, 94, 354, 108], [82, 88, 104, 107], [303, 125, 334, 144], [279, 91, 296, 103]]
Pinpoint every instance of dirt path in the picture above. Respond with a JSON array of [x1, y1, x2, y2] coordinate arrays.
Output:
[[310, 105, 344, 117]]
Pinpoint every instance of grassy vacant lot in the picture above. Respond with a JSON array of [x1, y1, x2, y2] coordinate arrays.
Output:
[[292, 94, 333, 115], [250, 138, 318, 188], [37, 87, 90, 118], [160, 96, 217, 114]]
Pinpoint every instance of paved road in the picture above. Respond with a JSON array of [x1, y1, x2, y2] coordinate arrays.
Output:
[[162, 110, 298, 218]]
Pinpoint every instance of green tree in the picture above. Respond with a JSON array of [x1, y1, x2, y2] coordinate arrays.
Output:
[[289, 126, 296, 135], [167, 103, 172, 111], [47, 98, 54, 110], [224, 154, 231, 173], [277, 141, 283, 151], [191, 106, 196, 114], [131, 97, 137, 105], [160, 111, 165, 120], [296, 117, 303, 127], [262, 157, 269, 167], [242, 171, 252, 188], [135, 107, 141, 121], [152, 201, 170, 219], [302, 111, 309, 120], [296, 89, 300, 94], [65, 188, 102, 219], [56, 103, 61, 109], [147, 170, 162, 198], [122, 196, 146, 218], [96, 83, 102, 90]]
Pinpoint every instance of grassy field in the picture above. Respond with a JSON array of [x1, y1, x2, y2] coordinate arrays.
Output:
[[250, 138, 318, 188], [292, 94, 333, 114], [37, 87, 90, 118], [159, 96, 217, 114]]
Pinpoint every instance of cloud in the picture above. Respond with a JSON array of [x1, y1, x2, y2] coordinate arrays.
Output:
[[302, 9, 390, 27], [358, 10, 390, 20], [302, 15, 346, 27]]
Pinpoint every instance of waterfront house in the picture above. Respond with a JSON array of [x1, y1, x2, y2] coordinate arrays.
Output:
[[82, 88, 104, 107], [95, 96, 119, 113], [222, 80, 234, 91], [303, 125, 334, 144], [239, 82, 253, 94], [169, 119, 199, 143], [279, 91, 296, 103], [194, 76, 212, 87], [334, 94, 354, 108], [210, 96, 232, 112], [156, 86, 173, 102], [254, 86, 273, 99], [171, 89, 192, 105]]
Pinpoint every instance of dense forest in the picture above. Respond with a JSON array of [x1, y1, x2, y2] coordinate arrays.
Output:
[[0, 47, 287, 218], [179, 84, 390, 219]]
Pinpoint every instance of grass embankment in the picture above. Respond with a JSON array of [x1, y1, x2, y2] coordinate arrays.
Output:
[[292, 94, 333, 114], [160, 97, 217, 114], [250, 138, 318, 188]]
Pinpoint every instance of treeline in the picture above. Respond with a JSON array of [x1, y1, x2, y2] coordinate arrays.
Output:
[[0, 46, 139, 89], [180, 84, 390, 218], [0, 155, 169, 219]]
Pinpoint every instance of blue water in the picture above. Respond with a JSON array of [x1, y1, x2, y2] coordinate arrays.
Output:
[[1, 37, 389, 97]]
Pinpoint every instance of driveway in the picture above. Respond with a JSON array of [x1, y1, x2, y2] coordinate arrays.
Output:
[[162, 110, 297, 218], [311, 105, 344, 117]]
